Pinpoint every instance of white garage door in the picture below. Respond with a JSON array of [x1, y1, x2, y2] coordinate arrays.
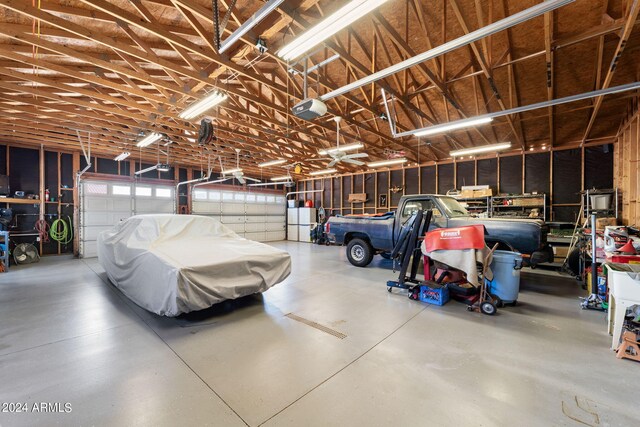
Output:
[[192, 188, 285, 242], [80, 179, 175, 258]]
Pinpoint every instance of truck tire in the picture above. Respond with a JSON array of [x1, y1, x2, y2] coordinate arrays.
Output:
[[346, 238, 374, 267]]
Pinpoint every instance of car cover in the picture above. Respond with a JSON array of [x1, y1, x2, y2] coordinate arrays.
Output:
[[97, 214, 291, 317]]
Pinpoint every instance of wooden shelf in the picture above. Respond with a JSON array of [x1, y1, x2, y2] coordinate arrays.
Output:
[[0, 197, 41, 204]]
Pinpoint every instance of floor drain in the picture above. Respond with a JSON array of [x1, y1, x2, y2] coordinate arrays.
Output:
[[285, 313, 347, 339]]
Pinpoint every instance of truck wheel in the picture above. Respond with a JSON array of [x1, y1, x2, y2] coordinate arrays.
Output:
[[346, 238, 374, 267]]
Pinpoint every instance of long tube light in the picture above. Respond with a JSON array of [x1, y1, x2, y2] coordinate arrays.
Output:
[[309, 168, 337, 176], [134, 163, 171, 175], [367, 158, 407, 168], [222, 168, 242, 175], [219, 0, 285, 54], [114, 152, 130, 161], [320, 0, 575, 101], [179, 90, 228, 120], [270, 176, 291, 181], [318, 143, 363, 155], [394, 81, 640, 138], [450, 142, 512, 157], [136, 132, 163, 147], [288, 54, 341, 75], [414, 117, 493, 137], [258, 159, 287, 167], [278, 0, 389, 61]]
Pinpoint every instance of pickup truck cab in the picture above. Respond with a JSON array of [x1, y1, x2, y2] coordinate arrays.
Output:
[[325, 194, 552, 267]]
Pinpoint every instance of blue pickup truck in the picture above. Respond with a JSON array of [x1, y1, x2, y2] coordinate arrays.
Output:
[[325, 194, 552, 267]]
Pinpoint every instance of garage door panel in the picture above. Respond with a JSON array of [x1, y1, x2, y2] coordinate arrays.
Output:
[[245, 222, 267, 232], [266, 205, 285, 215], [220, 215, 244, 224], [267, 215, 285, 223], [82, 211, 131, 226], [136, 199, 173, 213], [224, 223, 245, 233], [80, 179, 175, 258], [245, 232, 266, 242], [222, 203, 245, 214], [81, 225, 115, 240], [246, 204, 266, 214], [266, 222, 285, 231], [82, 241, 98, 258], [266, 231, 286, 241], [192, 201, 221, 213]]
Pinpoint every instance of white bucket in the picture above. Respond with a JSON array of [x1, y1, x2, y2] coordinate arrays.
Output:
[[590, 194, 611, 210]]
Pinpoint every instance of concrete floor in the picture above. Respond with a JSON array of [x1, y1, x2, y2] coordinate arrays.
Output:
[[0, 242, 639, 426]]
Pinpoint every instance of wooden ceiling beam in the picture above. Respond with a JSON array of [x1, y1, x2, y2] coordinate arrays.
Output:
[[582, 0, 640, 142], [449, 0, 525, 149]]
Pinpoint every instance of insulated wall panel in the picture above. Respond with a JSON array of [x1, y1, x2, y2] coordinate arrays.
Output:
[[499, 155, 523, 194], [525, 152, 550, 194], [456, 161, 475, 188], [477, 158, 497, 193], [553, 149, 582, 204], [405, 168, 418, 195], [585, 145, 614, 190], [437, 163, 454, 194], [420, 166, 436, 194]]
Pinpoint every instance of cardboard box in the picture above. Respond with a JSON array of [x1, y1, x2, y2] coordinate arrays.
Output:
[[460, 189, 475, 199], [596, 217, 617, 230], [473, 188, 493, 197], [348, 193, 367, 203]]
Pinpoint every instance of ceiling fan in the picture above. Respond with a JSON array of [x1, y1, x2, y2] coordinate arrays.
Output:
[[209, 149, 261, 185], [310, 117, 368, 167]]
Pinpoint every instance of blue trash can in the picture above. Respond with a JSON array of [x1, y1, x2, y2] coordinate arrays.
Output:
[[487, 250, 523, 304]]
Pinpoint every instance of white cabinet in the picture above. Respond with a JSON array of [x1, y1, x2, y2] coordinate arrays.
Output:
[[287, 225, 298, 241], [287, 208, 299, 225], [298, 225, 314, 243], [298, 207, 316, 224]]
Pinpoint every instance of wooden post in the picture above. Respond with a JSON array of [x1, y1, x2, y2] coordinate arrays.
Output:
[[72, 151, 80, 256], [39, 144, 45, 254]]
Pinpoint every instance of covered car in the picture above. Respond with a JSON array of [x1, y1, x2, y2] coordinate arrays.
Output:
[[97, 214, 291, 317]]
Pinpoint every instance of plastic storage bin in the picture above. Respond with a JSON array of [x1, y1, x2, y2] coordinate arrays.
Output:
[[418, 283, 450, 306], [487, 250, 522, 303]]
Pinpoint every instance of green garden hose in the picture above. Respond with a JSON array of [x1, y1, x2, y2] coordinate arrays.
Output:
[[50, 216, 73, 245]]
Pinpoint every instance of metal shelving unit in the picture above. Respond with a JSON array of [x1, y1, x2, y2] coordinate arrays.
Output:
[[491, 194, 546, 220], [457, 196, 491, 217]]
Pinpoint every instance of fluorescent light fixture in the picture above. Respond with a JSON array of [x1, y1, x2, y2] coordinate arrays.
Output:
[[258, 159, 287, 167], [278, 0, 389, 61], [222, 168, 242, 175], [134, 163, 171, 175], [450, 142, 512, 157], [309, 168, 337, 176], [270, 176, 291, 181], [367, 158, 408, 168], [288, 54, 341, 75], [414, 117, 493, 137], [114, 152, 130, 161], [219, 0, 285, 54], [318, 143, 364, 155], [320, 0, 575, 101], [390, 81, 640, 138], [156, 163, 171, 172], [136, 132, 163, 147], [179, 90, 228, 120]]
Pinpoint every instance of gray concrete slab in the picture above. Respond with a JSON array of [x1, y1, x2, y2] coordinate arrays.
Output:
[[1, 244, 639, 427]]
